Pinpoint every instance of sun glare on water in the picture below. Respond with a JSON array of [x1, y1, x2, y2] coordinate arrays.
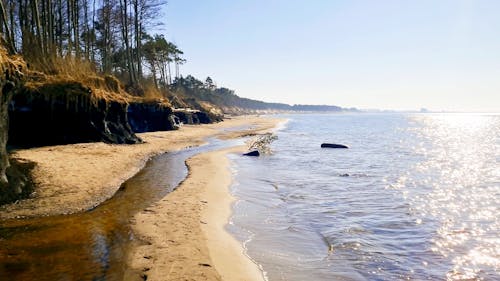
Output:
[[404, 113, 499, 280]]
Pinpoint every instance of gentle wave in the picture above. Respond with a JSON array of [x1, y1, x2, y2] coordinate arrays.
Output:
[[229, 113, 500, 281]]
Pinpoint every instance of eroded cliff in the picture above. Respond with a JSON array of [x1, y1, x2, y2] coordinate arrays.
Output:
[[0, 48, 35, 204]]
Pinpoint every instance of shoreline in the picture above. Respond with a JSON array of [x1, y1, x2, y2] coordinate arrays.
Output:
[[125, 118, 283, 280], [201, 147, 266, 281], [0, 116, 280, 220], [126, 147, 266, 281], [0, 115, 283, 280]]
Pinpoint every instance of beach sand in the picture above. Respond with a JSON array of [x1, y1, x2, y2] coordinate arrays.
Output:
[[126, 147, 265, 281], [1, 115, 283, 280], [0, 116, 279, 220]]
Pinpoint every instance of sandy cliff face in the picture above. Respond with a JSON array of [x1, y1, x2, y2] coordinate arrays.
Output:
[[0, 49, 24, 182], [8, 81, 142, 146], [0, 48, 35, 204], [127, 101, 178, 133]]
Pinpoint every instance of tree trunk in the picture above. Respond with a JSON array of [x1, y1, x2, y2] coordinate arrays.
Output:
[[151, 63, 157, 88], [0, 0, 16, 54], [67, 0, 72, 56], [159, 61, 166, 86], [9, 1, 16, 52], [175, 62, 179, 79], [167, 61, 172, 85], [119, 0, 136, 85], [102, 0, 111, 73], [31, 0, 44, 55], [91, 0, 96, 63], [57, 0, 63, 56], [72, 0, 79, 58], [133, 0, 141, 78], [47, 0, 55, 54], [40, 0, 47, 54], [83, 0, 89, 60]]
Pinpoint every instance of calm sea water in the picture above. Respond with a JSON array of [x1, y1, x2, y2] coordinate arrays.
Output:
[[228, 113, 499, 281]]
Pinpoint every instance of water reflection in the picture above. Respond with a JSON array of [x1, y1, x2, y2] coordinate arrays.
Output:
[[0, 138, 238, 280], [0, 176, 144, 280], [404, 114, 499, 280]]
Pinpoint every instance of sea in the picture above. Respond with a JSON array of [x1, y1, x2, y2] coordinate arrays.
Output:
[[227, 113, 499, 281]]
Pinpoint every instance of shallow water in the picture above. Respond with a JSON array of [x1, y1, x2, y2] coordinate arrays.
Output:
[[229, 113, 499, 281], [0, 138, 238, 280]]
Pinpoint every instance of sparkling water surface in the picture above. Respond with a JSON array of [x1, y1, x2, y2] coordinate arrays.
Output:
[[228, 113, 499, 281]]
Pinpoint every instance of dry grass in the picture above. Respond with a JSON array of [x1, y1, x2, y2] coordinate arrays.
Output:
[[48, 56, 96, 80], [3, 49, 173, 106], [23, 56, 171, 105], [0, 47, 27, 80], [198, 101, 224, 116], [21, 56, 129, 103], [136, 78, 172, 106]]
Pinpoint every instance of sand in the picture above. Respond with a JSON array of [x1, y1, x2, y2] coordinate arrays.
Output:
[[126, 147, 265, 281], [201, 148, 266, 281], [0, 116, 280, 220], [1, 115, 284, 280]]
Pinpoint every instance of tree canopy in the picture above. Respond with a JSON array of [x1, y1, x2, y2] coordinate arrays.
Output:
[[0, 0, 184, 94]]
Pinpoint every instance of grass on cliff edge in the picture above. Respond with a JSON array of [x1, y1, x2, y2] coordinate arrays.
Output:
[[0, 48, 26, 83], [24, 55, 171, 106]]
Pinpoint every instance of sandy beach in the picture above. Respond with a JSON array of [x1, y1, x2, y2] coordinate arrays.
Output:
[[126, 147, 265, 281], [1, 115, 283, 280], [0, 116, 280, 220]]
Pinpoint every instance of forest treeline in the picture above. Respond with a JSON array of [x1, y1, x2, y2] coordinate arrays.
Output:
[[172, 75, 350, 113], [0, 0, 183, 94]]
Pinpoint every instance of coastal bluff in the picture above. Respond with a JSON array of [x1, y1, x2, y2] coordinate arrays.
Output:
[[0, 49, 222, 206], [0, 48, 34, 205], [8, 83, 222, 147]]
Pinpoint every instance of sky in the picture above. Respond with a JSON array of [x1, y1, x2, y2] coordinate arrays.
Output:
[[161, 0, 500, 112]]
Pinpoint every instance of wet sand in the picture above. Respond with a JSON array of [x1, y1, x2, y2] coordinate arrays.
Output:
[[1, 115, 282, 280], [126, 147, 265, 281]]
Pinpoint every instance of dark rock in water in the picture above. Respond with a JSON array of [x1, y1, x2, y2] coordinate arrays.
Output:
[[321, 143, 348, 149], [8, 81, 142, 147], [128, 102, 178, 133], [243, 150, 260, 157], [339, 173, 350, 177]]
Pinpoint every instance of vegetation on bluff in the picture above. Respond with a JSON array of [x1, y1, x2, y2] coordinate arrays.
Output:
[[171, 75, 350, 114], [0, 0, 177, 94]]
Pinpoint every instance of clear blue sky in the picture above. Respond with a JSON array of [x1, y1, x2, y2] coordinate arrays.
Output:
[[161, 0, 500, 112]]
